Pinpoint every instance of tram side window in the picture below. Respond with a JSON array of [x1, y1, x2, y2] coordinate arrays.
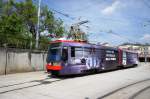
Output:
[[71, 47, 84, 64], [71, 47, 83, 58], [75, 47, 83, 58], [84, 48, 91, 57]]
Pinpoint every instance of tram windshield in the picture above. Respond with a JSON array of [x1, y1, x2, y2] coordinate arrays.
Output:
[[47, 43, 61, 62]]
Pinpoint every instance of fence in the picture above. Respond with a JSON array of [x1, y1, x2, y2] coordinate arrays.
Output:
[[0, 47, 47, 75]]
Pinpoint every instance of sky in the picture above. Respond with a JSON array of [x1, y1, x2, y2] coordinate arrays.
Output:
[[41, 0, 150, 46]]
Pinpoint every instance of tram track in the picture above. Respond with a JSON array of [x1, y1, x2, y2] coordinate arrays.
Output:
[[98, 78, 150, 99], [129, 86, 150, 99], [0, 78, 50, 88], [0, 76, 65, 94]]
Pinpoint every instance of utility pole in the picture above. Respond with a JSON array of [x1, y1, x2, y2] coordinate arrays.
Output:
[[35, 0, 41, 49]]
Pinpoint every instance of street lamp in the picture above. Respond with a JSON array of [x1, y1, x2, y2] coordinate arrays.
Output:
[[35, 0, 41, 49]]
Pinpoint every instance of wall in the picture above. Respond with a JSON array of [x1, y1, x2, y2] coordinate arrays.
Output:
[[0, 48, 6, 75], [0, 48, 47, 75]]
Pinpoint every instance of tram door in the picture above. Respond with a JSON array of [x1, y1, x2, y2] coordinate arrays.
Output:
[[62, 47, 68, 62], [122, 51, 127, 66]]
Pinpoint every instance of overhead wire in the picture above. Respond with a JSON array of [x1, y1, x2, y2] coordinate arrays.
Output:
[[48, 7, 76, 20], [39, 0, 149, 44], [42, 0, 150, 26], [143, 0, 150, 9]]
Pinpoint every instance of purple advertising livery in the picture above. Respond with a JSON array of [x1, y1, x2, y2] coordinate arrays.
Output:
[[46, 40, 138, 76]]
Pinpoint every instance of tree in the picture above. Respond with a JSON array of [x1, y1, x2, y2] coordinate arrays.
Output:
[[40, 6, 65, 37], [0, 0, 2, 16], [0, 0, 65, 49], [54, 18, 64, 37], [0, 0, 26, 47], [15, 0, 37, 38]]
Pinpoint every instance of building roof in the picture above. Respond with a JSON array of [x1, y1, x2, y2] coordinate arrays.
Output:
[[119, 43, 150, 46]]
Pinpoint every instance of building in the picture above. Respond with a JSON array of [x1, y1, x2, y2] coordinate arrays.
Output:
[[119, 43, 150, 62]]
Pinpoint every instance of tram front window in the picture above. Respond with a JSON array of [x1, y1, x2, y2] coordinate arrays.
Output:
[[49, 48, 61, 62], [47, 45, 61, 63]]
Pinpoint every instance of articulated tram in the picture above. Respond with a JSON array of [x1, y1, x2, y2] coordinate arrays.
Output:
[[46, 40, 138, 76]]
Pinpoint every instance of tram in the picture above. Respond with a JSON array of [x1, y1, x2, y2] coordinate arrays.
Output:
[[46, 40, 138, 76]]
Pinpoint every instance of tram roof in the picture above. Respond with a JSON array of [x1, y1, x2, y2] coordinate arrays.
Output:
[[49, 40, 118, 50], [50, 40, 92, 48], [50, 40, 137, 53]]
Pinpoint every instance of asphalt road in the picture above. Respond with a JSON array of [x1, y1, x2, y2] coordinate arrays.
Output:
[[0, 63, 150, 99]]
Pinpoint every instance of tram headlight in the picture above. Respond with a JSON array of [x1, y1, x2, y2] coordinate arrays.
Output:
[[47, 63, 52, 66], [47, 62, 61, 66], [53, 62, 61, 66]]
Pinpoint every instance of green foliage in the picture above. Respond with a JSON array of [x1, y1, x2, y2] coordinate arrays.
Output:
[[40, 6, 65, 37], [40, 6, 55, 33], [54, 19, 64, 37], [0, 0, 65, 49], [15, 0, 38, 38], [39, 36, 49, 49]]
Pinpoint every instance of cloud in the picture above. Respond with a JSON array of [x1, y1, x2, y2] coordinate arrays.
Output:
[[141, 34, 150, 41], [101, 1, 120, 15]]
